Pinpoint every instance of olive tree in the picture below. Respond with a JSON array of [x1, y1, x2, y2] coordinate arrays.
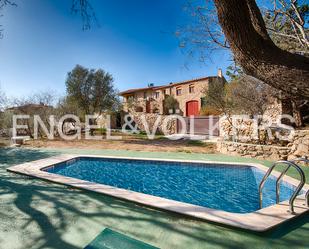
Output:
[[65, 65, 119, 115], [65, 65, 120, 134]]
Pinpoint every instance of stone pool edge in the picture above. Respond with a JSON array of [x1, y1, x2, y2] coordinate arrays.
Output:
[[7, 154, 309, 232]]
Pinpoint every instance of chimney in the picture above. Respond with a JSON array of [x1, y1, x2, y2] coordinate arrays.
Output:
[[217, 68, 223, 78], [148, 83, 154, 88]]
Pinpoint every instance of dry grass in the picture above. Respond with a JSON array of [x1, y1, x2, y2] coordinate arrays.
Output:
[[0, 138, 10, 147], [23, 134, 216, 154]]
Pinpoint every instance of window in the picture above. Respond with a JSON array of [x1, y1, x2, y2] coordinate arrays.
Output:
[[135, 106, 143, 112], [176, 88, 182, 96], [201, 97, 207, 108], [153, 108, 159, 114], [154, 91, 160, 99], [189, 84, 194, 93], [164, 89, 169, 95], [143, 92, 147, 99]]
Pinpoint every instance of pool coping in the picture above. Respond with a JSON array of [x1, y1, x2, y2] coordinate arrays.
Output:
[[7, 154, 309, 232]]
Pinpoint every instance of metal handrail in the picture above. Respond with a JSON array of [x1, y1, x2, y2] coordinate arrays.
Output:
[[259, 160, 306, 214], [276, 164, 291, 204], [292, 157, 309, 207]]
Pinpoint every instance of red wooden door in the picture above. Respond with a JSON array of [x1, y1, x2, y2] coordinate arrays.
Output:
[[186, 100, 199, 116]]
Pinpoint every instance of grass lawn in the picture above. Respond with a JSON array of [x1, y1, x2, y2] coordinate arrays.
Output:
[[0, 147, 308, 249]]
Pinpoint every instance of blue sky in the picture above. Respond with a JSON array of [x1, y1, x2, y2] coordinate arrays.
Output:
[[0, 0, 231, 98]]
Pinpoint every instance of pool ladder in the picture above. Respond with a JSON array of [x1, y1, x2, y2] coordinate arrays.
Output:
[[259, 157, 309, 214]]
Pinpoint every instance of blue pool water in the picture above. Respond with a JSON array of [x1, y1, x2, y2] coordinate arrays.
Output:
[[44, 157, 300, 213]]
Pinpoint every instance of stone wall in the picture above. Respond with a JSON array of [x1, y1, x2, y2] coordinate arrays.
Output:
[[219, 98, 283, 142], [217, 130, 309, 162], [217, 140, 290, 160], [121, 76, 226, 116], [130, 112, 177, 135], [96, 111, 177, 135], [288, 130, 309, 161], [0, 128, 9, 137], [219, 117, 256, 142]]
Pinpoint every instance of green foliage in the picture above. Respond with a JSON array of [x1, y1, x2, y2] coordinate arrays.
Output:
[[200, 106, 222, 116], [163, 95, 180, 115], [56, 96, 85, 120], [97, 127, 107, 135], [227, 77, 278, 115], [226, 63, 243, 81], [204, 78, 235, 115], [186, 140, 211, 147], [264, 1, 309, 54], [65, 65, 120, 115], [0, 111, 13, 130], [204, 76, 279, 117]]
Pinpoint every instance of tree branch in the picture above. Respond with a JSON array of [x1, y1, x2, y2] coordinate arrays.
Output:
[[71, 0, 98, 30], [246, 0, 270, 40], [213, 0, 309, 99]]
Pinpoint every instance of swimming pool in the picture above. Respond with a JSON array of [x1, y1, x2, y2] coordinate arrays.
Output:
[[8, 155, 309, 231], [43, 157, 298, 213]]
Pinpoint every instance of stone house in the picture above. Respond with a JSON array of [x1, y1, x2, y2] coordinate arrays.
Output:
[[119, 70, 226, 117]]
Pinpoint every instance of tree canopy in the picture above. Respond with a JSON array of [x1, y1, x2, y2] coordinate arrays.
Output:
[[65, 65, 119, 115]]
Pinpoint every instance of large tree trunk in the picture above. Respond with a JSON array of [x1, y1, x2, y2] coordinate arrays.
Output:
[[213, 0, 309, 99]]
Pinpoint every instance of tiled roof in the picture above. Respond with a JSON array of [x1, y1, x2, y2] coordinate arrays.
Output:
[[6, 104, 53, 111], [119, 76, 217, 96], [118, 86, 156, 95]]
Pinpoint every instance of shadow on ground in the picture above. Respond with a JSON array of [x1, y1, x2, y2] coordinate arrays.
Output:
[[0, 148, 308, 249]]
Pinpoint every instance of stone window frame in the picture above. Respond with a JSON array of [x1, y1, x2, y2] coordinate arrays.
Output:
[[176, 87, 182, 96], [154, 91, 160, 99], [189, 84, 195, 93]]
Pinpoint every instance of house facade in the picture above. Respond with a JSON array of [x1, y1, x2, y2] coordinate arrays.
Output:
[[120, 70, 225, 117]]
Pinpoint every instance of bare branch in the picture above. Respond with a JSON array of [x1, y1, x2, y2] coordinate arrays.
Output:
[[267, 27, 306, 42], [71, 0, 98, 30], [0, 0, 16, 38]]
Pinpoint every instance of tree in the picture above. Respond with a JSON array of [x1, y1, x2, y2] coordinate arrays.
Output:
[[225, 63, 243, 81], [213, 0, 309, 99], [65, 65, 119, 115], [264, 0, 309, 54], [204, 76, 282, 142], [229, 76, 278, 115], [6, 91, 57, 138], [214, 0, 309, 125], [204, 78, 235, 116], [231, 77, 284, 143], [205, 74, 279, 118], [179, 0, 309, 99]]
